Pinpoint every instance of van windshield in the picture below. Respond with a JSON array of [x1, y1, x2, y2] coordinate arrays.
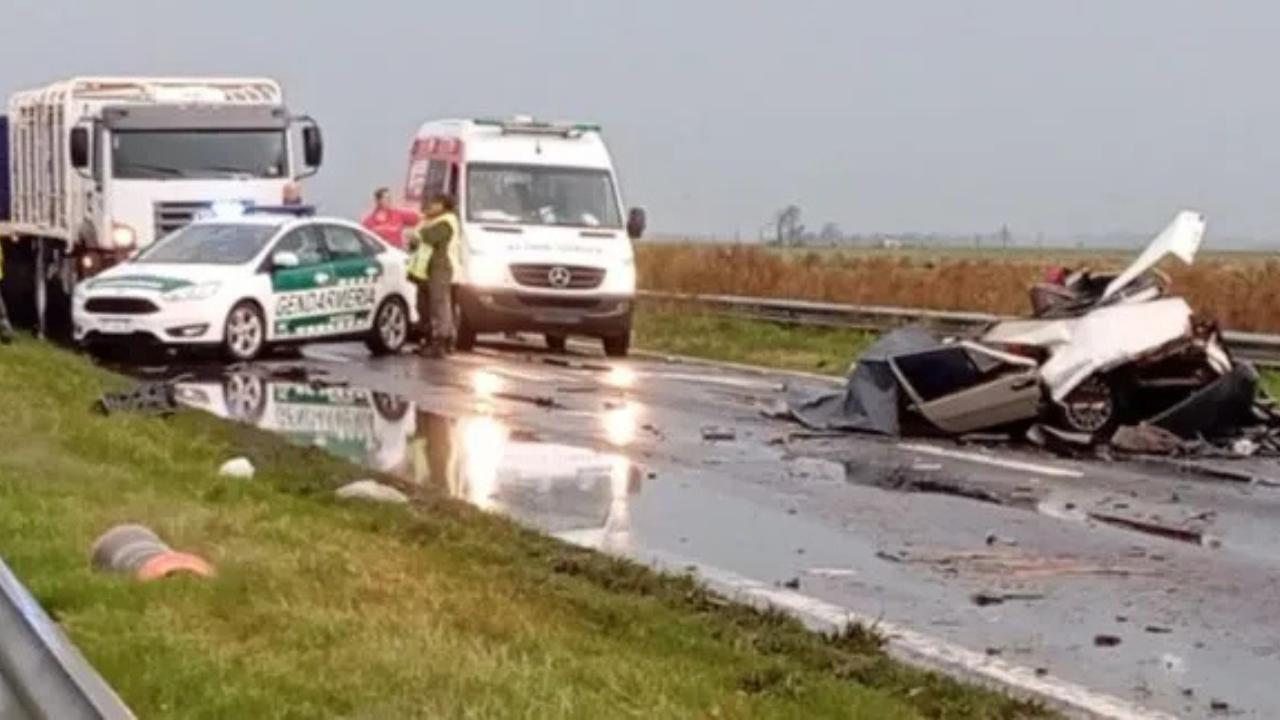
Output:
[[465, 164, 623, 230]]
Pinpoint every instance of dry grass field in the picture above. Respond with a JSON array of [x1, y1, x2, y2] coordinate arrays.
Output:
[[637, 242, 1280, 333]]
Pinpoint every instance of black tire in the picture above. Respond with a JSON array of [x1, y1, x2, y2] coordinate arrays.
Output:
[[602, 331, 631, 359], [366, 296, 410, 356], [454, 302, 477, 352], [222, 301, 267, 362], [545, 334, 568, 353], [1053, 375, 1124, 437]]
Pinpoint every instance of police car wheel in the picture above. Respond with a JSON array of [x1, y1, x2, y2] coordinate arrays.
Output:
[[223, 301, 266, 362], [367, 297, 409, 356]]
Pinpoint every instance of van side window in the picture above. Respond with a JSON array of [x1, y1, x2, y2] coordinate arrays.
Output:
[[447, 164, 460, 195], [423, 160, 447, 199]]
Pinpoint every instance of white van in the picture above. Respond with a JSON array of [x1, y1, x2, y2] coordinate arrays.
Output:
[[401, 116, 645, 357]]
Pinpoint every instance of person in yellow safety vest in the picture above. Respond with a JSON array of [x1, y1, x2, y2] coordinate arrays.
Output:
[[407, 193, 460, 358], [0, 239, 14, 344]]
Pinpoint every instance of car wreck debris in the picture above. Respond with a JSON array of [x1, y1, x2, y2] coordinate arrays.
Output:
[[90, 524, 215, 581], [336, 480, 410, 504], [780, 210, 1280, 457], [219, 457, 256, 479], [95, 381, 180, 417]]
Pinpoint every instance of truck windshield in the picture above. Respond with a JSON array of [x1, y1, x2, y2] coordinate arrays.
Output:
[[111, 130, 288, 180], [133, 223, 278, 265], [466, 164, 623, 229]]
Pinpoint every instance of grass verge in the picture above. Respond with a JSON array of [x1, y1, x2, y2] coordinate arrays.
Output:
[[0, 341, 1047, 719], [632, 307, 872, 376], [633, 306, 1280, 398]]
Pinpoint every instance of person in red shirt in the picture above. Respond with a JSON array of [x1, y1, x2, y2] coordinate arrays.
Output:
[[361, 187, 421, 249]]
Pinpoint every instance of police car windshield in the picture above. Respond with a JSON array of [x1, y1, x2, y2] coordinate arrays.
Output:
[[133, 223, 279, 265], [466, 164, 623, 229]]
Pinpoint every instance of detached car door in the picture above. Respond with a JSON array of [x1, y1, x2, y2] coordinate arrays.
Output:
[[889, 343, 1042, 435], [315, 222, 385, 334], [265, 224, 336, 340]]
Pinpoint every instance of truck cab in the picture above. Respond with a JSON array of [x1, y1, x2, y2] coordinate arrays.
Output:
[[1, 77, 323, 339], [404, 116, 645, 357], [64, 81, 323, 276]]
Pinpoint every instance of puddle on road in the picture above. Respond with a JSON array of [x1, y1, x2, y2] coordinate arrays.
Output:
[[165, 366, 935, 600], [172, 369, 642, 542]]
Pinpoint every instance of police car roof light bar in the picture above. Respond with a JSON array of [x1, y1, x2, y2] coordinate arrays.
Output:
[[245, 204, 317, 217]]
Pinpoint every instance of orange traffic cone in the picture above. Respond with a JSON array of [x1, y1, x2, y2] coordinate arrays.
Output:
[[90, 524, 215, 581]]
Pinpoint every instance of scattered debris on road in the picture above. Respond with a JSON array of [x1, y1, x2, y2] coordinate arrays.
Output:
[[95, 380, 180, 417], [891, 548, 1156, 579], [90, 524, 215, 581], [219, 457, 256, 479], [804, 567, 858, 578], [1093, 634, 1123, 648], [701, 425, 737, 442], [336, 480, 409, 504], [1086, 511, 1220, 548], [970, 590, 1045, 607]]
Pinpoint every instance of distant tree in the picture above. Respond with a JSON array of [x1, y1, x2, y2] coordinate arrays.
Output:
[[818, 222, 843, 245], [773, 205, 804, 246]]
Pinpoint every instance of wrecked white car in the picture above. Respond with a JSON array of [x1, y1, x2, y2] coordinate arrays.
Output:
[[787, 210, 1272, 450]]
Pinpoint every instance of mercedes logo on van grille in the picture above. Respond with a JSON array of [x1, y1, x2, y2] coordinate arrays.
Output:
[[547, 266, 572, 288]]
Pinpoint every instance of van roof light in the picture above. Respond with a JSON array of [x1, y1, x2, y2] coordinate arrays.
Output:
[[472, 116, 601, 137]]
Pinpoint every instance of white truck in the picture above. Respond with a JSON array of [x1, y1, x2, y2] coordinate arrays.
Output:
[[0, 76, 324, 337]]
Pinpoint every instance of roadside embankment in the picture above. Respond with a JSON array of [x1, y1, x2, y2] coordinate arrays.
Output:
[[0, 341, 1044, 718]]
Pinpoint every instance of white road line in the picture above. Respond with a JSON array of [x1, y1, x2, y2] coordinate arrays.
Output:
[[642, 371, 785, 391], [632, 549, 1173, 720], [897, 442, 1084, 479]]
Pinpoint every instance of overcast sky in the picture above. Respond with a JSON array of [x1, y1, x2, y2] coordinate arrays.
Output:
[[3, 0, 1278, 241]]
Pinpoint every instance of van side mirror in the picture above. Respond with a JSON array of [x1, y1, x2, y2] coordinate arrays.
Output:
[[302, 125, 323, 168], [70, 127, 90, 170], [626, 207, 646, 240], [272, 251, 300, 269]]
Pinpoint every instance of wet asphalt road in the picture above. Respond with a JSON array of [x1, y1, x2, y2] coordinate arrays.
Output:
[[151, 340, 1280, 719]]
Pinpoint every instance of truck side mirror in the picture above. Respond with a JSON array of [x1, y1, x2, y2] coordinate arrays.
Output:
[[626, 207, 646, 240], [70, 127, 90, 170], [302, 126, 323, 168]]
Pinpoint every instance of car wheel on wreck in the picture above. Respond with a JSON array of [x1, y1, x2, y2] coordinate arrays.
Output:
[[1052, 375, 1127, 437]]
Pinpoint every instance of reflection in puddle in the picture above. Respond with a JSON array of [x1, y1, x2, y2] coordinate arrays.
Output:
[[174, 371, 641, 551]]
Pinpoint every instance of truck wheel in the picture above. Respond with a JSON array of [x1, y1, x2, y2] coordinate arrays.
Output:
[[366, 297, 409, 356], [545, 334, 568, 353], [602, 331, 631, 359], [223, 301, 266, 362]]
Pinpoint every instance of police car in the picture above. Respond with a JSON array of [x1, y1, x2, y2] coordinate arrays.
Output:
[[72, 203, 418, 361]]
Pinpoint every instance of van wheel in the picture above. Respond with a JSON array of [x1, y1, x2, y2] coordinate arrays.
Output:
[[367, 297, 409, 356], [545, 334, 567, 353], [454, 303, 477, 352], [602, 332, 631, 359], [223, 301, 267, 362]]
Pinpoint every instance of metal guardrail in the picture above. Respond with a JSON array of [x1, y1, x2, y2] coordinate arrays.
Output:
[[638, 290, 1280, 368], [0, 557, 133, 719]]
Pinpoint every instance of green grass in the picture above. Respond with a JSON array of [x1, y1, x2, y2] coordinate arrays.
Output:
[[634, 307, 1280, 398], [0, 341, 1046, 719], [633, 308, 872, 376]]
